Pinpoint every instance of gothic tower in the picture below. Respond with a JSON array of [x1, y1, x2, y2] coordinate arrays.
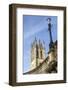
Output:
[[30, 38, 46, 70]]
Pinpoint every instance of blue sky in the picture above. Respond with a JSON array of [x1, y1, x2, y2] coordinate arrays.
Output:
[[23, 15, 57, 73]]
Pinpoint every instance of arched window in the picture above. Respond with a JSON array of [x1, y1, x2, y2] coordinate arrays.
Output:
[[36, 45, 38, 58]]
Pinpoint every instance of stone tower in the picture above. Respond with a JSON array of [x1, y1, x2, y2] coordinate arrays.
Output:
[[31, 38, 46, 70]]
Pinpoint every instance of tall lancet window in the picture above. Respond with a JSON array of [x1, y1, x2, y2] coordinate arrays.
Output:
[[36, 44, 38, 58], [40, 50, 42, 59]]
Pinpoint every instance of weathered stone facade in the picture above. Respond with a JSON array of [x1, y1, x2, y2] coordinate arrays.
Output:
[[23, 40, 57, 74]]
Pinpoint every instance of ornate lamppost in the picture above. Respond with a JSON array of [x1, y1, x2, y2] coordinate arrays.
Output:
[[47, 18, 54, 49]]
